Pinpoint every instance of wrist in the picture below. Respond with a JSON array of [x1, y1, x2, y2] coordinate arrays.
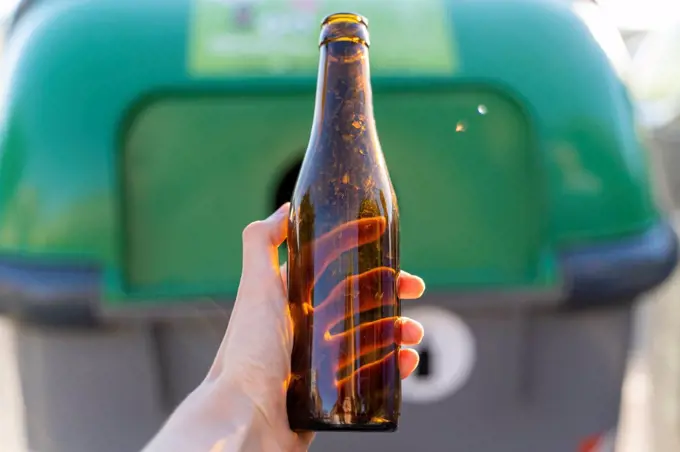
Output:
[[143, 381, 258, 452], [143, 378, 294, 452], [196, 377, 299, 452]]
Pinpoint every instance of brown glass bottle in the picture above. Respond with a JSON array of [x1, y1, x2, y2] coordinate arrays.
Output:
[[286, 13, 401, 432]]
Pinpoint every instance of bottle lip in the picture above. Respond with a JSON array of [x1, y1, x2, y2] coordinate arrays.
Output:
[[321, 12, 369, 28]]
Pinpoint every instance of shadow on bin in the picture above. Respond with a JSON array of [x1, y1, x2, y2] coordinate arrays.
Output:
[[0, 0, 677, 452]]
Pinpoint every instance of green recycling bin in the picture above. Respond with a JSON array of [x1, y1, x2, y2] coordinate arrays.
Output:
[[0, 0, 676, 451]]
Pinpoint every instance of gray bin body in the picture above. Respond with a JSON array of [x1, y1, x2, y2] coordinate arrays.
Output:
[[14, 300, 629, 452]]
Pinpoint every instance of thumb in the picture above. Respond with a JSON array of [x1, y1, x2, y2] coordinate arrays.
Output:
[[240, 203, 290, 281]]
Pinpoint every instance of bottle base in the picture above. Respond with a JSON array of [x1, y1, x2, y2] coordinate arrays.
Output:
[[290, 420, 398, 433]]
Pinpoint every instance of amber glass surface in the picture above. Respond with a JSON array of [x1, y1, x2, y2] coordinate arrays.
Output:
[[286, 13, 401, 432]]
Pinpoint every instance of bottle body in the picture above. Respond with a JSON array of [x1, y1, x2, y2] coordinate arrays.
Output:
[[286, 13, 401, 432]]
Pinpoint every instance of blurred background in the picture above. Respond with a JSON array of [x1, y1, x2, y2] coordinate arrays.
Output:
[[1, 0, 680, 451]]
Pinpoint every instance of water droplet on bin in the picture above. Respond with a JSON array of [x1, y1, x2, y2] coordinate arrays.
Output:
[[477, 104, 487, 115]]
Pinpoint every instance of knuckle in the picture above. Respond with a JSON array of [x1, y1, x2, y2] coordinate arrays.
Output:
[[242, 221, 265, 241]]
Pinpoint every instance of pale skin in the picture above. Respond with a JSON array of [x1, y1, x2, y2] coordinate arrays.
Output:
[[142, 203, 426, 452]]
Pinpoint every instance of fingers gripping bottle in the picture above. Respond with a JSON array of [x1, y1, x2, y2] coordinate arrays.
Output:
[[286, 13, 401, 432]]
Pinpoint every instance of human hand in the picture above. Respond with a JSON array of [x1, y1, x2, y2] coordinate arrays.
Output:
[[142, 203, 426, 452]]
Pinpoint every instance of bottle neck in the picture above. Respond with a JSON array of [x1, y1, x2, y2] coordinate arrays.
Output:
[[310, 40, 376, 144]]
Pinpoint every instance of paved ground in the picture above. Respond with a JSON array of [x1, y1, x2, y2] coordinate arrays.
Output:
[[616, 297, 654, 451], [0, 317, 28, 452]]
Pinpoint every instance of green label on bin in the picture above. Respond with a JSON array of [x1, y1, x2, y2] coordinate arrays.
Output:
[[188, 0, 458, 77]]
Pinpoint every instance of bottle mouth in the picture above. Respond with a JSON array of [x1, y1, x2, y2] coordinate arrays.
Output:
[[321, 12, 368, 28], [319, 12, 370, 47]]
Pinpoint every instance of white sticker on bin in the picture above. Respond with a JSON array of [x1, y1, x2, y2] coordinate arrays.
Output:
[[401, 305, 476, 404]]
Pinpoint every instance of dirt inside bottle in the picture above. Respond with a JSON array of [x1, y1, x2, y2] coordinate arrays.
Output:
[[286, 13, 401, 432]]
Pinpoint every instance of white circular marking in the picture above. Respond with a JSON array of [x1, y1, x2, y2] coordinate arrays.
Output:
[[401, 305, 476, 404]]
